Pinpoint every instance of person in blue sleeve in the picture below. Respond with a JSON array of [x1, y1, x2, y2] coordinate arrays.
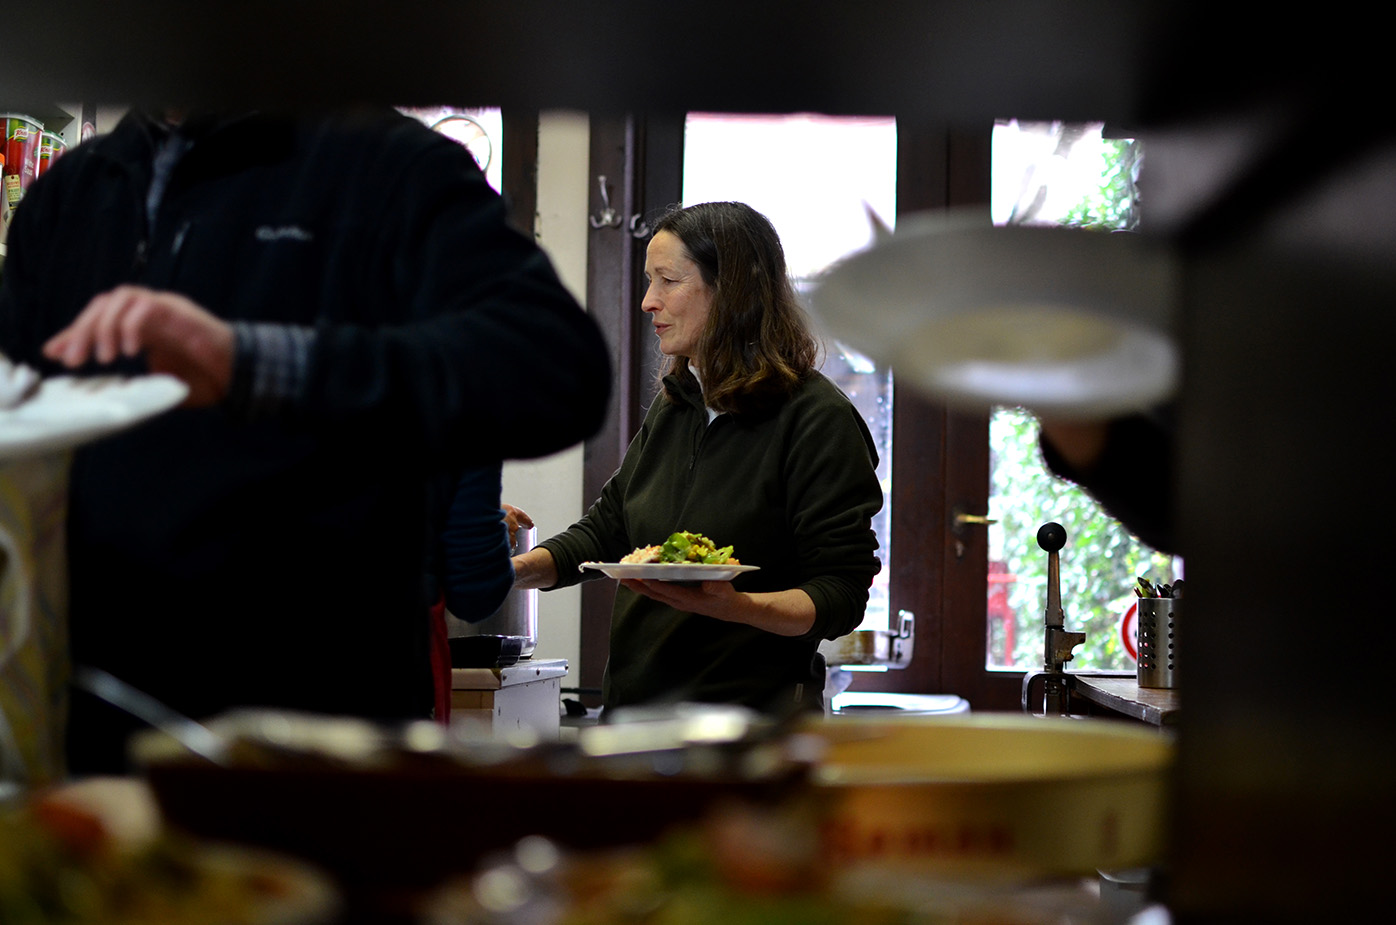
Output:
[[424, 463, 533, 721]]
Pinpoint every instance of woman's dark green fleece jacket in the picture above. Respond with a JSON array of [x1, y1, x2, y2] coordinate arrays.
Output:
[[540, 370, 883, 715]]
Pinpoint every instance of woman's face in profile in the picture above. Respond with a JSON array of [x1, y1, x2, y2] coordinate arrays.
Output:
[[641, 231, 714, 360]]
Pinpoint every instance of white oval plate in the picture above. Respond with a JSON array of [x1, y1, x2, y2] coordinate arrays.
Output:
[[581, 561, 760, 582], [811, 211, 1180, 418], [0, 374, 189, 461]]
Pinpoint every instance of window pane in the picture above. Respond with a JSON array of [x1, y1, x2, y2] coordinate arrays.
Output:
[[987, 120, 1176, 672], [682, 113, 896, 630]]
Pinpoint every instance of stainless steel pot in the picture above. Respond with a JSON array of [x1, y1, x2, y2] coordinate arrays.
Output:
[[444, 526, 538, 658]]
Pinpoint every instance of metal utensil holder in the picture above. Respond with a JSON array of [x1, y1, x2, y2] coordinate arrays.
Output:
[[1136, 598, 1179, 689]]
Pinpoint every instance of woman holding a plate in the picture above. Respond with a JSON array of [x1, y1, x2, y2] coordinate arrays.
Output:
[[512, 201, 883, 717]]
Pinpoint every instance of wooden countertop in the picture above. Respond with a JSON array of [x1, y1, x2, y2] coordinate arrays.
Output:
[[1068, 672, 1181, 727]]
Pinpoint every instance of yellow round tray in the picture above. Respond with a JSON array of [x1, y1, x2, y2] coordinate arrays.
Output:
[[801, 714, 1174, 880]]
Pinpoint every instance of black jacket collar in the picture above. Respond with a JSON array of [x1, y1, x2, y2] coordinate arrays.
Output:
[[112, 109, 299, 178]]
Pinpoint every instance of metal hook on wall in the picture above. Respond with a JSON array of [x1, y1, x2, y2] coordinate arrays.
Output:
[[589, 176, 623, 229], [629, 213, 651, 239]]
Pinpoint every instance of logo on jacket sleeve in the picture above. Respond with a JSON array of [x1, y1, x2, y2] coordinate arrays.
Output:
[[255, 225, 314, 243]]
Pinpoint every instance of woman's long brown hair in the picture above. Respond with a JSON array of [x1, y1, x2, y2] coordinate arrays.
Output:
[[652, 202, 819, 415]]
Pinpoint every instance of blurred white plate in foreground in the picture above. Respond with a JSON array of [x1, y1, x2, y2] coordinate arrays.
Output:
[[0, 375, 188, 461], [811, 211, 1179, 418]]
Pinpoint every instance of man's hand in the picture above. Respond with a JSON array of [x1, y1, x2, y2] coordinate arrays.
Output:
[[42, 285, 234, 407], [1037, 417, 1112, 474], [502, 503, 535, 548]]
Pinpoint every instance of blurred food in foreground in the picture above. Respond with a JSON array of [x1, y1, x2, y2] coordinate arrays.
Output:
[[0, 777, 338, 924], [421, 805, 1111, 925]]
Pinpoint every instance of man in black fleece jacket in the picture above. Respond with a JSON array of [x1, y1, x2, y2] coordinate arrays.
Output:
[[0, 107, 610, 773]]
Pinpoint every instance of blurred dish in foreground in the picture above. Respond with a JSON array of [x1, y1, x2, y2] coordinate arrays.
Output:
[[130, 707, 807, 900], [807, 714, 1173, 879], [811, 211, 1179, 418], [0, 355, 40, 408], [0, 374, 188, 461]]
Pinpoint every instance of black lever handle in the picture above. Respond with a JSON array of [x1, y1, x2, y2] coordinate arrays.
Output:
[[1036, 521, 1066, 553], [1038, 522, 1066, 628]]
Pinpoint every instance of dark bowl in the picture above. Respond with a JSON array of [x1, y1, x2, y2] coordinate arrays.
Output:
[[139, 748, 805, 906]]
